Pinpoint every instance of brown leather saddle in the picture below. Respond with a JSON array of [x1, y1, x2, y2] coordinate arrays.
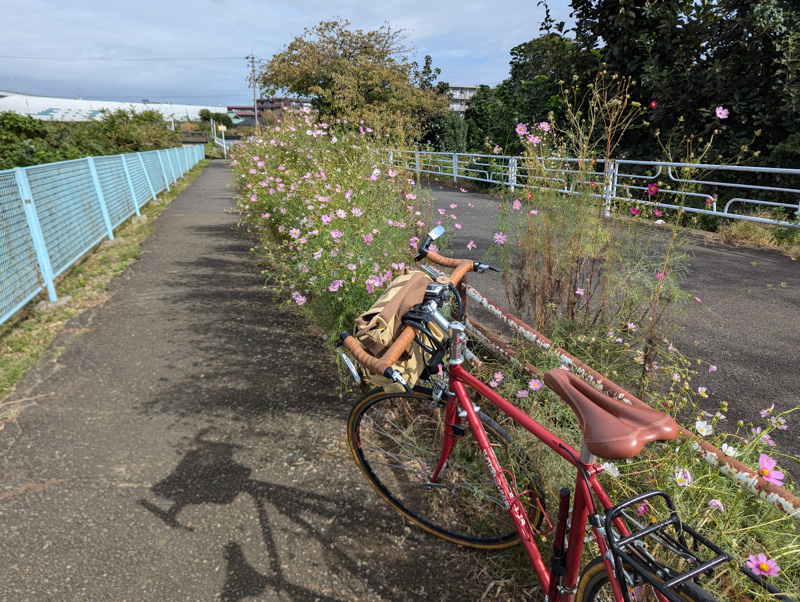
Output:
[[543, 369, 680, 460]]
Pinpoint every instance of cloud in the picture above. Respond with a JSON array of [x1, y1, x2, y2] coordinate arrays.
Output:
[[0, 0, 573, 106]]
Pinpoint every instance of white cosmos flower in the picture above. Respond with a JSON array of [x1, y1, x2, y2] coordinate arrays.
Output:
[[695, 420, 713, 437], [720, 443, 739, 457], [601, 462, 619, 478]]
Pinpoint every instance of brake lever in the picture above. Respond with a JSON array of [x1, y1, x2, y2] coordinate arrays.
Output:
[[473, 262, 500, 274]]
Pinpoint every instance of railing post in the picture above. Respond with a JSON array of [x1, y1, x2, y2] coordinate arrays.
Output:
[[165, 149, 177, 183], [86, 157, 115, 240], [603, 159, 617, 217], [415, 150, 420, 174], [14, 168, 58, 302], [453, 153, 459, 183], [138, 153, 157, 202], [120, 154, 141, 216], [508, 156, 518, 190], [157, 150, 171, 192], [389, 149, 394, 166]]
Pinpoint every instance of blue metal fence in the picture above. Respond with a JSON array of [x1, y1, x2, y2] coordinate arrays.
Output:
[[0, 145, 205, 326]]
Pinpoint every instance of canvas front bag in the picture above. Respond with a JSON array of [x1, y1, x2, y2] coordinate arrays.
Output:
[[353, 269, 435, 391]]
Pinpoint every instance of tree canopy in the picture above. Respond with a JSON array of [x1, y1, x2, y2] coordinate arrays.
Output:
[[464, 0, 800, 165], [258, 19, 449, 141]]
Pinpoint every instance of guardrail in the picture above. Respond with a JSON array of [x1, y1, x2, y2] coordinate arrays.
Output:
[[0, 145, 205, 326], [377, 149, 800, 229]]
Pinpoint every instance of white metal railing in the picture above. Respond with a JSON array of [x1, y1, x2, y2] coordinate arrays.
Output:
[[377, 149, 800, 229]]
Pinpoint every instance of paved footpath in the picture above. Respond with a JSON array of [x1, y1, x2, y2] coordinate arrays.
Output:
[[0, 162, 476, 601]]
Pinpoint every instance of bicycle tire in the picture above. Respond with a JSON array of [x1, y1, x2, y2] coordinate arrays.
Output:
[[576, 556, 719, 602], [348, 386, 544, 548]]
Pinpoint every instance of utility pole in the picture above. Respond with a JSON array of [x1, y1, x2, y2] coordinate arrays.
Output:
[[246, 51, 259, 134]]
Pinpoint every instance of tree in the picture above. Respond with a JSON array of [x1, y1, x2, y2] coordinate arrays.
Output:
[[569, 0, 800, 162], [198, 109, 234, 129], [258, 19, 448, 141]]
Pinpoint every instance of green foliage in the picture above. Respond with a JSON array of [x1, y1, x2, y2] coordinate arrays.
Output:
[[258, 19, 449, 143], [197, 109, 234, 129], [421, 111, 468, 153], [466, 1, 800, 164], [0, 109, 180, 170]]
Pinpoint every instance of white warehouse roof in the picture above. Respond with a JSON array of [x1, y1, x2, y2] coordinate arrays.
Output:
[[0, 91, 221, 122]]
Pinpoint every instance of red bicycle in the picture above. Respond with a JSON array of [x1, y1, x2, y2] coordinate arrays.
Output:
[[338, 226, 793, 602]]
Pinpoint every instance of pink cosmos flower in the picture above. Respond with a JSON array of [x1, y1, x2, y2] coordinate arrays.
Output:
[[330, 229, 343, 239], [575, 288, 585, 296], [636, 502, 649, 516], [388, 169, 397, 177], [493, 371, 504, 382], [460, 188, 467, 193], [649, 100, 658, 109], [351, 207, 363, 217], [450, 203, 458, 209], [529, 379, 542, 391], [747, 554, 780, 577], [493, 145, 501, 154], [516, 390, 528, 398], [708, 499, 724, 512], [630, 207, 640, 216], [328, 280, 344, 292], [655, 271, 666, 279], [537, 121, 551, 132], [715, 106, 729, 119], [467, 240, 476, 250], [363, 233, 373, 245], [409, 236, 419, 250], [515, 122, 528, 136], [653, 209, 663, 217], [647, 184, 659, 195], [406, 193, 417, 200], [493, 232, 507, 245], [627, 322, 637, 331], [512, 200, 521, 210], [709, 365, 717, 373], [758, 454, 784, 486]]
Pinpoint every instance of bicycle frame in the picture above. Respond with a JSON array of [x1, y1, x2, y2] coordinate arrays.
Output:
[[440, 363, 630, 602]]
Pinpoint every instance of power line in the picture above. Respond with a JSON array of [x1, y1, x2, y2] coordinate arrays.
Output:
[[0, 54, 243, 62]]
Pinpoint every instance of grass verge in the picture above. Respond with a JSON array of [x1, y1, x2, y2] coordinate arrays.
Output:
[[0, 159, 210, 422]]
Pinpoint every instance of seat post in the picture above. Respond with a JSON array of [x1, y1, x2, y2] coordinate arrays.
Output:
[[580, 442, 596, 466]]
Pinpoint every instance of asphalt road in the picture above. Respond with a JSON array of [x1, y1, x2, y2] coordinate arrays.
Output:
[[423, 182, 800, 464]]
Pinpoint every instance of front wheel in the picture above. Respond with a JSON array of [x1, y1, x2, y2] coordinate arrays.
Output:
[[576, 557, 718, 602], [348, 387, 544, 549]]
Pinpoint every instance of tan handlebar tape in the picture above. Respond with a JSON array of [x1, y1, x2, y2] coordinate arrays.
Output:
[[343, 326, 418, 376]]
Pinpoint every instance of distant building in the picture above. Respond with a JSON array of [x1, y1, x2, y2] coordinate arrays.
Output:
[[0, 91, 220, 122], [449, 86, 479, 113], [228, 97, 313, 122]]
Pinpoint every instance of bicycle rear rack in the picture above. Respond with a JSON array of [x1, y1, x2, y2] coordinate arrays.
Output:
[[605, 490, 730, 602]]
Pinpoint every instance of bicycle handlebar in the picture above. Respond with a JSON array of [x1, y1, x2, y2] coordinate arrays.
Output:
[[339, 242, 478, 378]]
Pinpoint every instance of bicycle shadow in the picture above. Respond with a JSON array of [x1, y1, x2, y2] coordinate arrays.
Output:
[[138, 429, 401, 602]]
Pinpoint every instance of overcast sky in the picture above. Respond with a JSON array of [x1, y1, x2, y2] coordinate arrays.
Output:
[[1, 0, 575, 109]]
